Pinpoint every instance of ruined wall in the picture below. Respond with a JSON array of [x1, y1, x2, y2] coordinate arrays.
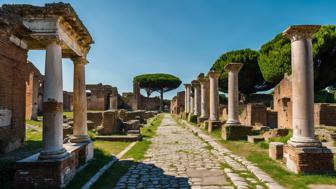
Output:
[[170, 96, 178, 114], [314, 103, 336, 126], [25, 62, 42, 120], [239, 103, 278, 128], [0, 34, 27, 153], [86, 83, 119, 110]]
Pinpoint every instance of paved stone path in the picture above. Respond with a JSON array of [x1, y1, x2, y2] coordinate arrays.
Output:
[[114, 114, 283, 189]]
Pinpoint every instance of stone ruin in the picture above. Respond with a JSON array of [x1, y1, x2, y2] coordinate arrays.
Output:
[[88, 109, 157, 141], [170, 91, 185, 115], [86, 83, 121, 110], [123, 81, 161, 111]]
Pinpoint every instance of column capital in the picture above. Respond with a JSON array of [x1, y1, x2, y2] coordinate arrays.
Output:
[[184, 83, 191, 88], [72, 57, 89, 65], [191, 80, 200, 87], [208, 70, 221, 79], [283, 25, 320, 42], [224, 63, 243, 73]]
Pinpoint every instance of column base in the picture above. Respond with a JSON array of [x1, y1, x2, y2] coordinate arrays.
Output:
[[38, 148, 70, 160], [222, 124, 252, 140], [70, 135, 91, 143], [14, 141, 94, 188], [208, 120, 222, 133], [188, 114, 198, 123], [284, 144, 334, 174], [197, 116, 208, 123], [287, 136, 322, 148]]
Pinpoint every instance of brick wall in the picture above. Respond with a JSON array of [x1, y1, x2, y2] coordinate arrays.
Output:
[[0, 34, 28, 153], [314, 103, 336, 126]]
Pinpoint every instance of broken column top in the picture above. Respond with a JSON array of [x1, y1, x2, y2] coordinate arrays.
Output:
[[191, 80, 200, 86], [283, 25, 320, 41], [208, 70, 221, 78], [224, 63, 243, 72], [184, 83, 191, 87]]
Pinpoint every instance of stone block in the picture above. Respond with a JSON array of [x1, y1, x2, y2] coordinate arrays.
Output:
[[189, 115, 198, 124], [269, 142, 284, 160], [87, 112, 103, 129], [197, 117, 208, 123], [13, 142, 93, 188], [263, 128, 289, 141], [222, 125, 252, 140], [247, 135, 265, 143], [98, 110, 121, 135], [283, 145, 334, 173], [208, 121, 221, 132], [123, 120, 141, 132]]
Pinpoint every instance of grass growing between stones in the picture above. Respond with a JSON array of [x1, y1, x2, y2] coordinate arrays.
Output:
[[89, 114, 164, 189]]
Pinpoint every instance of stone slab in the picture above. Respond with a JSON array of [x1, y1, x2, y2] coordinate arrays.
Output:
[[222, 125, 252, 140], [247, 135, 265, 143], [95, 134, 141, 142]]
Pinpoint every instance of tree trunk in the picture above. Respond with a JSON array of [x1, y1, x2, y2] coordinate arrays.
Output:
[[160, 89, 164, 111]]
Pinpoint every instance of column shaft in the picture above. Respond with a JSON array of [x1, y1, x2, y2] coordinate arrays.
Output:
[[200, 80, 209, 118], [209, 74, 219, 121], [71, 58, 90, 143], [227, 71, 240, 124], [39, 41, 68, 160]]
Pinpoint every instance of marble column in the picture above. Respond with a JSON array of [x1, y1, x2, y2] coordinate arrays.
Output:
[[199, 75, 209, 120], [71, 57, 91, 143], [208, 71, 221, 132], [184, 84, 191, 114], [283, 25, 321, 148], [192, 80, 201, 116], [224, 63, 243, 126], [39, 41, 69, 160]]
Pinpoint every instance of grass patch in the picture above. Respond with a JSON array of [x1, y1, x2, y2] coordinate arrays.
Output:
[[65, 141, 130, 189], [63, 111, 73, 119]]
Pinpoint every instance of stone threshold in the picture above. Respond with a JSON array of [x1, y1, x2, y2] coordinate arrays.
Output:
[[181, 119, 284, 189]]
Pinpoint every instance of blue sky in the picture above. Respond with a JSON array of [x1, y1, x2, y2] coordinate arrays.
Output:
[[2, 0, 336, 99]]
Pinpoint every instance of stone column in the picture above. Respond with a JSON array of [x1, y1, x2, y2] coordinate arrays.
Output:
[[199, 75, 209, 122], [208, 71, 221, 132], [190, 91, 194, 115], [39, 41, 69, 160], [184, 84, 191, 114], [224, 63, 243, 126], [283, 25, 321, 148], [71, 57, 91, 143], [283, 25, 333, 174], [191, 80, 201, 116]]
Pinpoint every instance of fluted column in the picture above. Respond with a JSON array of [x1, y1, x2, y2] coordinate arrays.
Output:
[[192, 80, 201, 116], [184, 84, 191, 113], [39, 40, 69, 160], [283, 25, 321, 148], [71, 57, 90, 143], [199, 75, 209, 120], [224, 63, 243, 126]]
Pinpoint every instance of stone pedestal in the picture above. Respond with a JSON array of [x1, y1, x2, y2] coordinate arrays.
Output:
[[14, 141, 93, 188], [283, 145, 334, 173], [208, 120, 222, 132], [269, 142, 284, 160], [221, 125, 252, 140]]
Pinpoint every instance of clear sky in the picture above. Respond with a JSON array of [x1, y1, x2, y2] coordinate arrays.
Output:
[[1, 0, 336, 99]]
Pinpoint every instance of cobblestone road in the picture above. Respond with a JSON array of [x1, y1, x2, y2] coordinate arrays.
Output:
[[114, 114, 282, 189]]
